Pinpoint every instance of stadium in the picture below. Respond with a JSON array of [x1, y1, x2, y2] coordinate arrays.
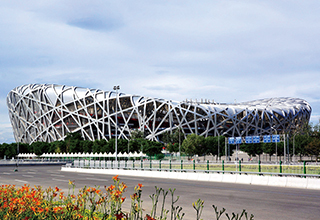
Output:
[[7, 84, 312, 144]]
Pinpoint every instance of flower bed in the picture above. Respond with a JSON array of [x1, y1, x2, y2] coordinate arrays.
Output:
[[0, 175, 254, 219]]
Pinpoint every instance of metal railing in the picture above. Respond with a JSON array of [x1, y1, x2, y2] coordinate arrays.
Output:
[[68, 159, 320, 178]]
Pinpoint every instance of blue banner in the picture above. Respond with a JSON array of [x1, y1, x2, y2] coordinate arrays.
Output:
[[228, 137, 235, 144], [263, 135, 271, 143], [245, 136, 252, 144], [235, 137, 242, 144], [272, 135, 280, 143], [253, 136, 260, 143]]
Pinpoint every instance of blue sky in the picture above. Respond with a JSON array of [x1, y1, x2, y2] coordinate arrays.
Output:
[[1, 1, 320, 143]]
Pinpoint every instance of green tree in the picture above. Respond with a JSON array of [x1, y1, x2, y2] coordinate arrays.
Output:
[[80, 140, 93, 153], [30, 142, 49, 156], [143, 140, 163, 156], [1, 143, 16, 159], [262, 143, 276, 161], [65, 132, 83, 153], [306, 137, 320, 161], [50, 141, 66, 153], [92, 139, 104, 153], [167, 143, 179, 153], [204, 136, 225, 159], [128, 138, 144, 153], [182, 134, 205, 157], [130, 130, 144, 139], [293, 134, 310, 161]]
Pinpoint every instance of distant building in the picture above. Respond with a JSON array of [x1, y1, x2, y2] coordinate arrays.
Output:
[[7, 84, 311, 144]]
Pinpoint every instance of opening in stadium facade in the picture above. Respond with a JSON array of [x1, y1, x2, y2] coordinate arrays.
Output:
[[7, 84, 311, 144]]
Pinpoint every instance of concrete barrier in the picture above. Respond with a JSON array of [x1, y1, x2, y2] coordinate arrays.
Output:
[[197, 173, 211, 181], [267, 176, 287, 187], [286, 177, 307, 189], [186, 172, 199, 181], [250, 175, 269, 186], [221, 174, 237, 183], [235, 174, 252, 185], [307, 178, 320, 190], [61, 167, 320, 190], [209, 173, 223, 182]]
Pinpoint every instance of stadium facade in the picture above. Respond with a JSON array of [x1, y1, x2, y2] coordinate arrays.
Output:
[[7, 84, 312, 144]]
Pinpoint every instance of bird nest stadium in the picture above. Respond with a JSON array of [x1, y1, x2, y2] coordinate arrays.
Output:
[[7, 84, 312, 144]]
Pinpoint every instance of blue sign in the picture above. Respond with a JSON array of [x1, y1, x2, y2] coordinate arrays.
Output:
[[253, 136, 260, 143], [245, 136, 252, 144], [228, 137, 235, 144], [235, 137, 242, 144], [272, 135, 280, 143], [263, 135, 271, 143]]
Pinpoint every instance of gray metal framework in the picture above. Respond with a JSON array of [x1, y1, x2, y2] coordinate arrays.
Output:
[[7, 84, 311, 144]]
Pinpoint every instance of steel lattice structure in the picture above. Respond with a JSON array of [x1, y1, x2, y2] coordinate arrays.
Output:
[[7, 84, 311, 144]]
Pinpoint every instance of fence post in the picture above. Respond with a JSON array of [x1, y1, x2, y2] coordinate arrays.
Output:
[[118, 160, 120, 169], [141, 159, 143, 169], [111, 160, 113, 169], [193, 159, 195, 171], [239, 160, 241, 174], [133, 159, 135, 169], [150, 160, 152, 169], [258, 160, 261, 173], [125, 159, 127, 168], [303, 161, 306, 175], [207, 160, 209, 171], [159, 160, 161, 171], [169, 159, 172, 172], [181, 160, 183, 170], [222, 160, 224, 174], [279, 160, 282, 173]]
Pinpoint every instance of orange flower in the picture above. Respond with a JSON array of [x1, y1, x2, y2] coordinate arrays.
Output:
[[137, 183, 144, 190], [146, 214, 157, 220], [112, 175, 119, 181], [121, 197, 126, 203], [106, 185, 115, 191], [53, 207, 61, 213], [114, 190, 121, 198], [131, 193, 138, 200]]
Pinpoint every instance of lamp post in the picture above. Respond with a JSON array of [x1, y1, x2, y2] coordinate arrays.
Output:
[[15, 141, 19, 172], [271, 127, 277, 162], [218, 133, 220, 162], [113, 85, 120, 162], [293, 133, 296, 162], [179, 127, 181, 160]]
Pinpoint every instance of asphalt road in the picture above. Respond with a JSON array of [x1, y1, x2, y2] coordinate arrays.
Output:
[[1, 165, 320, 220]]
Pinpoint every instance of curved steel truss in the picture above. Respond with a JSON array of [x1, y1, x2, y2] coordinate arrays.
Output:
[[7, 84, 312, 144]]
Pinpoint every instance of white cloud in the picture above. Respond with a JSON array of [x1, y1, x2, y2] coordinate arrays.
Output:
[[1, 1, 320, 142]]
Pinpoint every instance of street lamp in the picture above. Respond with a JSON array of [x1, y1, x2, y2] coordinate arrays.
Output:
[[174, 124, 182, 160], [271, 127, 277, 162], [15, 141, 19, 172], [293, 133, 297, 162], [113, 85, 120, 162]]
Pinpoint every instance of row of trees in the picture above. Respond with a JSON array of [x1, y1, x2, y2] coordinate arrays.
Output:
[[0, 132, 164, 160], [161, 123, 320, 161], [1, 122, 320, 161]]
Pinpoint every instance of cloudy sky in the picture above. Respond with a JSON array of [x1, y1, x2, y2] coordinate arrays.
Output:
[[1, 1, 320, 143]]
